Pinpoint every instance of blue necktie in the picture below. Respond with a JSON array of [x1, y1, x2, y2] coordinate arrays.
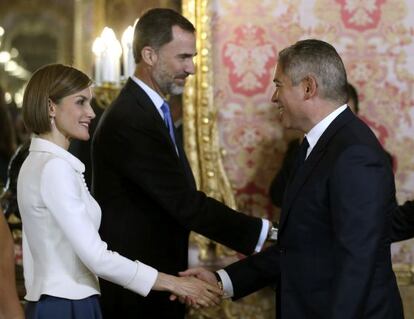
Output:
[[161, 101, 178, 154]]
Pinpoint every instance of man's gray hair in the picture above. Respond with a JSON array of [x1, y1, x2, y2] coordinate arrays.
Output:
[[278, 39, 348, 104]]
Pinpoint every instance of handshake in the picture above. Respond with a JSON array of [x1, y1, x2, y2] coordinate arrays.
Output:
[[164, 225, 279, 308], [167, 267, 224, 309]]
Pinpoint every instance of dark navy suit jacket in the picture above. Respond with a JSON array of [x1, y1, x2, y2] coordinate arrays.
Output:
[[225, 108, 404, 319]]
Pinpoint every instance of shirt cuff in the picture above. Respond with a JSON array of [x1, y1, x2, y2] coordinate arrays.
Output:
[[124, 261, 158, 297], [217, 269, 234, 298], [255, 219, 270, 252]]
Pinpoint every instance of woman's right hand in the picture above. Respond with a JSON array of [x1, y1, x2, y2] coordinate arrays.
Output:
[[153, 272, 222, 308]]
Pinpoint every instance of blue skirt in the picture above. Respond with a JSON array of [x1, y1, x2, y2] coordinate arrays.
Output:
[[25, 295, 102, 319]]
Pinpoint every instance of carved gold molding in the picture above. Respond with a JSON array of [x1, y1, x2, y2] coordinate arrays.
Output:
[[73, 0, 105, 73], [182, 0, 238, 263], [182, 0, 236, 208], [394, 263, 414, 286], [93, 83, 121, 108]]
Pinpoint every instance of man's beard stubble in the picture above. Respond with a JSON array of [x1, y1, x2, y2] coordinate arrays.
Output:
[[153, 63, 186, 96]]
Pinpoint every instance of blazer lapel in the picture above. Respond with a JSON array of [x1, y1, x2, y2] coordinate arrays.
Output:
[[124, 79, 179, 156], [123, 79, 196, 187], [176, 141, 197, 189], [279, 108, 356, 230]]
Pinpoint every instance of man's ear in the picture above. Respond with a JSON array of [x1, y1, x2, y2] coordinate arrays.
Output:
[[303, 75, 317, 99], [141, 46, 157, 66]]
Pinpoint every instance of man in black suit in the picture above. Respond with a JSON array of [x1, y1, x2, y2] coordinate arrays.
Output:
[[92, 8, 271, 319], [183, 39, 404, 319]]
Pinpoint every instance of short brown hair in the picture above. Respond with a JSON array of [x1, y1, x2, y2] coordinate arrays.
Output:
[[22, 64, 92, 134], [133, 8, 195, 63]]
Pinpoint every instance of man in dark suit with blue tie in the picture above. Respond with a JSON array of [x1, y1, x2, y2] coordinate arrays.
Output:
[[183, 39, 404, 319], [91, 8, 271, 319]]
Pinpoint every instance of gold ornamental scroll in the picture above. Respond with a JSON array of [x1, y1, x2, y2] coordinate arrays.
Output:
[[182, 0, 236, 208], [182, 1, 274, 318], [182, 0, 237, 261]]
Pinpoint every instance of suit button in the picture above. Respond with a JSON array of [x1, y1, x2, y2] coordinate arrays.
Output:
[[279, 247, 286, 254]]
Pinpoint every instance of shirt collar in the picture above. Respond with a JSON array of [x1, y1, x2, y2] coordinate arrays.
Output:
[[130, 75, 165, 114], [29, 136, 85, 173], [305, 104, 347, 155]]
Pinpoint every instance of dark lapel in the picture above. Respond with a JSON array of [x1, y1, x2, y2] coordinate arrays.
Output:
[[176, 139, 197, 189], [279, 107, 356, 230], [123, 79, 196, 188], [123, 79, 178, 156]]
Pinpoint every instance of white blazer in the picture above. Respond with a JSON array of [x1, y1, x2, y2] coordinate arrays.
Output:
[[18, 137, 158, 301]]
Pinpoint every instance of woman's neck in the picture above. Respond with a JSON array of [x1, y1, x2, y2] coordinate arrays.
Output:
[[38, 131, 70, 150]]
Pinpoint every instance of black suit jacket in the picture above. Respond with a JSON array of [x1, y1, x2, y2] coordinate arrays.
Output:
[[91, 79, 262, 318], [225, 108, 403, 319], [268, 138, 300, 207]]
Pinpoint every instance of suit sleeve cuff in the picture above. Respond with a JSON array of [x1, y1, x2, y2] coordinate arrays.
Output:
[[217, 269, 234, 298], [255, 219, 270, 252], [124, 261, 158, 297]]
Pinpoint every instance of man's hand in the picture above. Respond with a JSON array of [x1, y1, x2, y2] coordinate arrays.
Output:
[[179, 267, 218, 286], [153, 272, 221, 308], [169, 267, 222, 307]]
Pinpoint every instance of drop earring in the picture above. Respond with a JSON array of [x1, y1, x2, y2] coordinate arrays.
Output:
[[48, 99, 55, 126]]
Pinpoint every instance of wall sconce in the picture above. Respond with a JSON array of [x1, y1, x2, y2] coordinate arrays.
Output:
[[92, 27, 122, 86], [92, 24, 136, 108], [121, 25, 134, 79], [0, 50, 30, 80]]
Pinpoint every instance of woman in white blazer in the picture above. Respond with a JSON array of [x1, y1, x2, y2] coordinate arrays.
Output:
[[17, 64, 221, 319]]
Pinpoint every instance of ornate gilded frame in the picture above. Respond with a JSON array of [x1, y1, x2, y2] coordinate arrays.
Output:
[[182, 0, 236, 209]]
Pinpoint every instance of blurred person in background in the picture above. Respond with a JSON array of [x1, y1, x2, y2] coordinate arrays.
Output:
[[0, 85, 17, 187], [0, 206, 24, 319], [0, 141, 31, 301], [7, 100, 31, 147]]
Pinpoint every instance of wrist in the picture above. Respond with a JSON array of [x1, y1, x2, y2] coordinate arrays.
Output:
[[154, 272, 175, 292]]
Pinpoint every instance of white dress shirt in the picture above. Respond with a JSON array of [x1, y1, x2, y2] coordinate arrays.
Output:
[[219, 104, 348, 297], [131, 75, 165, 120], [18, 137, 158, 301], [304, 104, 347, 159]]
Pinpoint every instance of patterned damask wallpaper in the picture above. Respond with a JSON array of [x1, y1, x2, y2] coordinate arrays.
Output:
[[211, 0, 414, 263]]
